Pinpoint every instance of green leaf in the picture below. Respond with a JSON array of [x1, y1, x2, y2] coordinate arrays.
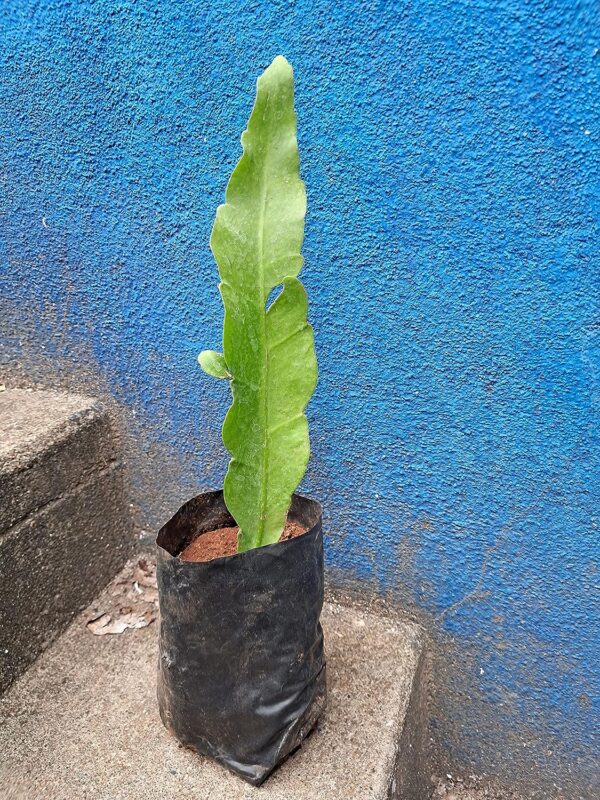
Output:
[[209, 55, 318, 552], [198, 350, 230, 379]]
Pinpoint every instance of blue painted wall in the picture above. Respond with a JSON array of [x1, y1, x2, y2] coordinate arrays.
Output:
[[1, 1, 598, 794]]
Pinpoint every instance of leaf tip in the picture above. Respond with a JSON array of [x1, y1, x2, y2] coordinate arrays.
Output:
[[263, 55, 294, 83], [272, 54, 291, 69]]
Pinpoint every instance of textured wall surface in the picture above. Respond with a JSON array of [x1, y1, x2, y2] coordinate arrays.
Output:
[[1, 0, 598, 795]]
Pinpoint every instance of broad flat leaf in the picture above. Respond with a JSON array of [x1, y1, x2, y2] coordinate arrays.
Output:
[[198, 350, 230, 379], [209, 56, 317, 551]]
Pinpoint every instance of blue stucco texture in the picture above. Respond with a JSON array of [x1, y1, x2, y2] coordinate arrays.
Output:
[[1, 0, 598, 793]]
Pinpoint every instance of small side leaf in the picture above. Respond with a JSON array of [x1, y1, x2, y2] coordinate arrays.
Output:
[[198, 350, 230, 379]]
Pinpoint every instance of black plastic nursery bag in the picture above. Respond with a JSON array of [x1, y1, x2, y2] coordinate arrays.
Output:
[[156, 490, 326, 786]]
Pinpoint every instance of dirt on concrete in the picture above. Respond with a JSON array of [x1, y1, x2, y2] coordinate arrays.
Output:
[[431, 773, 531, 799]]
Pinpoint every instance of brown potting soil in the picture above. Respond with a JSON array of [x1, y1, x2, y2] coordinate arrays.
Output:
[[179, 519, 307, 563]]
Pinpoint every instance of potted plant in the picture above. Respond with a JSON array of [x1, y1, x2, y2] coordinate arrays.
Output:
[[155, 56, 326, 786]]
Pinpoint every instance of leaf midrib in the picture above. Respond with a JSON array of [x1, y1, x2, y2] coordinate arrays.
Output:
[[256, 98, 270, 547]]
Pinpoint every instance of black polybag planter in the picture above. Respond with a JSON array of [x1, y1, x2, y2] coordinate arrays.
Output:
[[155, 490, 327, 786]]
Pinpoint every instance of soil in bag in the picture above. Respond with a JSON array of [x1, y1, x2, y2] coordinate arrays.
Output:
[[179, 519, 307, 562]]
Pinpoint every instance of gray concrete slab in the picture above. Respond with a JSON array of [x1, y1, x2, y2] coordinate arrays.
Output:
[[0, 389, 133, 693], [0, 564, 427, 800], [0, 389, 116, 530]]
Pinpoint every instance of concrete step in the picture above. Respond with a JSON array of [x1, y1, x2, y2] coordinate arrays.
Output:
[[0, 389, 133, 693], [0, 558, 429, 800]]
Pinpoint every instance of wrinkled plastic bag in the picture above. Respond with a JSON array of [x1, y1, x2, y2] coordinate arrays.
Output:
[[156, 490, 326, 785]]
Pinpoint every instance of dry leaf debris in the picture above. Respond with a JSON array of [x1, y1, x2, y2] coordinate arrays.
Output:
[[85, 557, 158, 636]]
